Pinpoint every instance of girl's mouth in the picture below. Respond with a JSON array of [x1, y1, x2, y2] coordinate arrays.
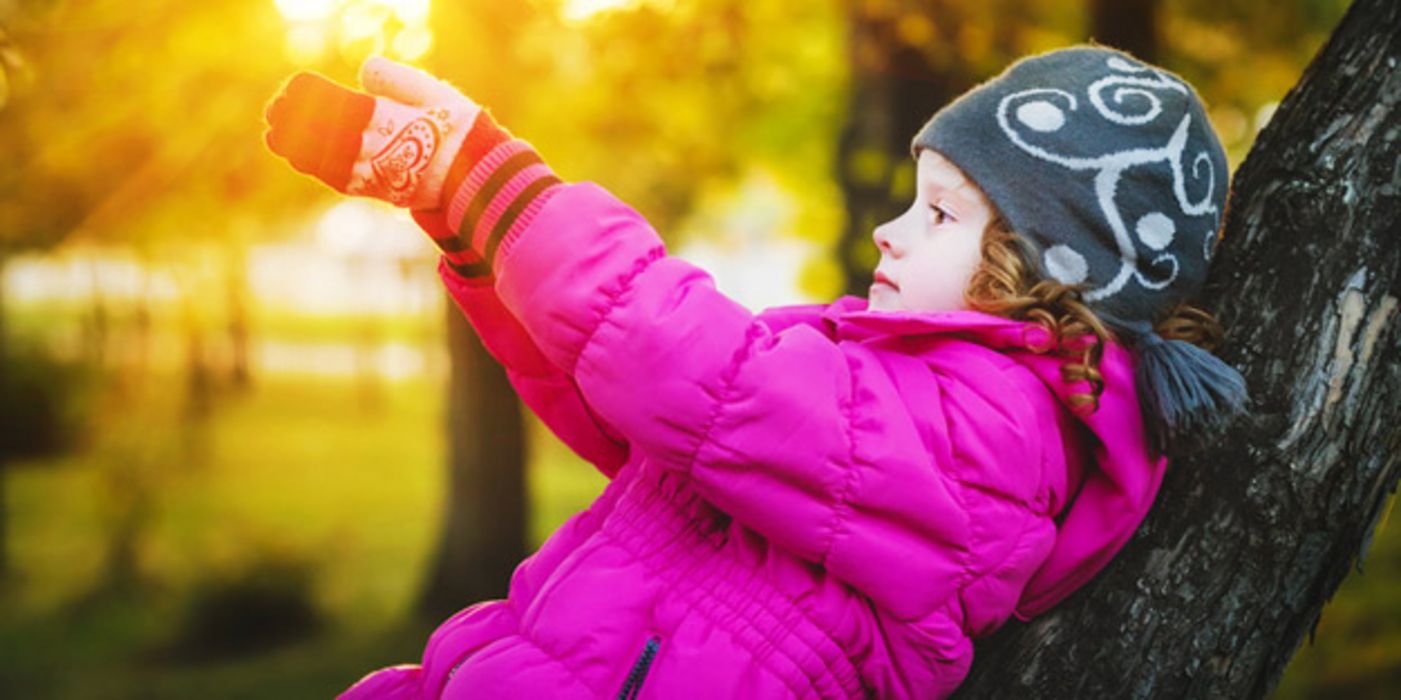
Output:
[[873, 271, 898, 289]]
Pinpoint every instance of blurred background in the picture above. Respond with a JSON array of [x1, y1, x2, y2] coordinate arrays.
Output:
[[0, 0, 1393, 697]]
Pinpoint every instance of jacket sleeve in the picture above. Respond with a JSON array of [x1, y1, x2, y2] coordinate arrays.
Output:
[[407, 116, 628, 479], [422, 111, 1045, 622]]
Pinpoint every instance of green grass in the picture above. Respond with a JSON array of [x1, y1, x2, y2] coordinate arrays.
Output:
[[6, 300, 442, 349], [1, 368, 606, 699]]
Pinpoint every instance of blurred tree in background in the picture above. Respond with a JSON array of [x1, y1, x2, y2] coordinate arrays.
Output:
[[0, 0, 333, 595], [1, 0, 1390, 698]]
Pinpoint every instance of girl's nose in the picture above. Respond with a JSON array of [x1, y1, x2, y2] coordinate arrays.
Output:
[[873, 220, 899, 255]]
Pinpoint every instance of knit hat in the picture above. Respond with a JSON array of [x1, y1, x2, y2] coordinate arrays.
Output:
[[912, 45, 1246, 450]]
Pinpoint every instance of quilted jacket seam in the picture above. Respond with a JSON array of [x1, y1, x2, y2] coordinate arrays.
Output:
[[818, 344, 861, 567], [686, 319, 779, 480], [516, 624, 604, 696], [569, 244, 666, 376]]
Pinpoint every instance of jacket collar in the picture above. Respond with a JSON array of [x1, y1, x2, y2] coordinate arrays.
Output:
[[821, 295, 1058, 352]]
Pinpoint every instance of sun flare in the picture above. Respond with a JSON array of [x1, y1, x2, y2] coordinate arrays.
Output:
[[272, 0, 433, 63], [273, 0, 337, 23], [561, 0, 641, 23]]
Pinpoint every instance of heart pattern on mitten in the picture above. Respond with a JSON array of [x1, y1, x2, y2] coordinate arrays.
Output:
[[368, 116, 440, 204]]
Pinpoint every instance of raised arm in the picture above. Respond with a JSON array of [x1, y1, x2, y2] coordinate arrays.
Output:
[[418, 208, 629, 479], [263, 58, 627, 477]]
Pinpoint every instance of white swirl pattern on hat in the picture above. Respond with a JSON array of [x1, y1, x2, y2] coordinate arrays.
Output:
[[994, 56, 1219, 303]]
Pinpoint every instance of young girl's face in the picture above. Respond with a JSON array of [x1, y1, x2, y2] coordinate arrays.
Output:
[[869, 150, 997, 313]]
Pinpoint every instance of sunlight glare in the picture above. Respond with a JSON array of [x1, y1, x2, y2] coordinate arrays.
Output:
[[384, 0, 431, 23], [317, 200, 379, 257], [340, 4, 385, 40], [392, 25, 433, 61], [275, 1, 434, 65], [285, 24, 330, 63], [276, 0, 430, 24], [561, 0, 640, 23], [274, 0, 338, 22]]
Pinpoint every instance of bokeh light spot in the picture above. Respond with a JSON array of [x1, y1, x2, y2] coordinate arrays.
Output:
[[274, 0, 337, 22], [285, 24, 329, 64], [391, 25, 433, 62], [562, 0, 640, 23]]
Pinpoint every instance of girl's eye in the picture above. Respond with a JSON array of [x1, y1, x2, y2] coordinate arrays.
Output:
[[928, 204, 951, 227]]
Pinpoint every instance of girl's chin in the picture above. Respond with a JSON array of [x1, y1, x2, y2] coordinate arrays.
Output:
[[867, 283, 901, 311]]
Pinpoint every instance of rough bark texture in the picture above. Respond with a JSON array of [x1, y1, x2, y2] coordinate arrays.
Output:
[[956, 0, 1401, 697], [417, 295, 527, 620]]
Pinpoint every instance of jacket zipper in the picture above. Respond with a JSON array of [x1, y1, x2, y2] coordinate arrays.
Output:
[[615, 635, 661, 700]]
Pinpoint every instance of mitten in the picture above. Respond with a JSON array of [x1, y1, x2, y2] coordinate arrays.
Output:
[[263, 56, 481, 210]]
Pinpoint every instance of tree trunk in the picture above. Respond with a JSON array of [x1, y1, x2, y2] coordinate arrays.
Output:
[[417, 292, 527, 620], [225, 244, 251, 390], [1090, 0, 1159, 62], [0, 253, 7, 579], [955, 0, 1401, 696]]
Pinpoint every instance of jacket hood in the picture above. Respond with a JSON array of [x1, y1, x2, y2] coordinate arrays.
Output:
[[817, 296, 1167, 619]]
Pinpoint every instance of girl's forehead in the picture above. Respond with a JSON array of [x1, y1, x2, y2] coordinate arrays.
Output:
[[918, 150, 984, 204]]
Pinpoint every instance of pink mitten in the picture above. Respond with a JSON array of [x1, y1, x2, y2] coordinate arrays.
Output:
[[264, 57, 481, 210]]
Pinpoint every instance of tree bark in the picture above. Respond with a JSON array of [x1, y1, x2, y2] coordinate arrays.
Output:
[[955, 0, 1401, 696], [417, 293, 527, 620]]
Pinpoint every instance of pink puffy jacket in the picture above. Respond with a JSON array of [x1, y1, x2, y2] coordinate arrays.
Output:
[[339, 114, 1166, 699]]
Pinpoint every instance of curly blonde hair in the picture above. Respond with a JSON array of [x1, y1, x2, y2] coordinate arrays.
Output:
[[963, 217, 1223, 413]]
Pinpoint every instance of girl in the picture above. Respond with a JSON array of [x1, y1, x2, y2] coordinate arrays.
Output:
[[264, 45, 1245, 699]]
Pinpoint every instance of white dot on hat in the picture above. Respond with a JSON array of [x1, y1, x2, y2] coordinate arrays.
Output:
[[1016, 100, 1066, 132], [1135, 212, 1176, 250], [1044, 244, 1088, 284]]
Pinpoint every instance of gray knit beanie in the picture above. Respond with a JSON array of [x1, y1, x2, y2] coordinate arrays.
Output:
[[912, 44, 1246, 449]]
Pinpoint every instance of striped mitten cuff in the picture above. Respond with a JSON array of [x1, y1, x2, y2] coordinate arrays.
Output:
[[421, 110, 563, 280]]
